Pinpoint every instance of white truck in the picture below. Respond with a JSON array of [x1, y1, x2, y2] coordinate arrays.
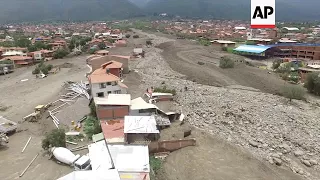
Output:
[[51, 147, 91, 170]]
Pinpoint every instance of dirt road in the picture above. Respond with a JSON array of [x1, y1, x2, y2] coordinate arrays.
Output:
[[158, 40, 287, 95]]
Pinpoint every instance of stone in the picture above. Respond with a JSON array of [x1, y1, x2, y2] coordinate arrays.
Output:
[[294, 150, 304, 157], [249, 140, 259, 148], [301, 160, 312, 167], [273, 157, 282, 166], [309, 159, 318, 165], [282, 144, 291, 151]]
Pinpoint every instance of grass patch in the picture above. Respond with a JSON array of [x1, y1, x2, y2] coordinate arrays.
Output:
[[66, 134, 85, 142], [150, 156, 162, 180], [219, 56, 234, 69]]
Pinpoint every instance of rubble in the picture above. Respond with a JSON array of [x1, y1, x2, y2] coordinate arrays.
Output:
[[131, 30, 320, 180]]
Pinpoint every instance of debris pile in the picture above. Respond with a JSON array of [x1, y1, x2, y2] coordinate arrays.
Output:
[[131, 31, 320, 180], [48, 81, 89, 128]]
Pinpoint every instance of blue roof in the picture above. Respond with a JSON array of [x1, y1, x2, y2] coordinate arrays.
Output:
[[234, 45, 272, 54]]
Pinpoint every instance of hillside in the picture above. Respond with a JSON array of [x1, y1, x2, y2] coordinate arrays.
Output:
[[144, 0, 320, 21], [0, 0, 144, 24]]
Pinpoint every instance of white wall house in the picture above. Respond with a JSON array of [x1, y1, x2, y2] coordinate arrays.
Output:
[[91, 80, 127, 98]]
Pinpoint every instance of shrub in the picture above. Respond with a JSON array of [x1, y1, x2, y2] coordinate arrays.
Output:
[[125, 34, 131, 38], [0, 60, 13, 64], [42, 129, 66, 150], [282, 85, 306, 101], [272, 59, 282, 69], [97, 42, 106, 50], [154, 86, 176, 96], [89, 102, 97, 118], [197, 61, 205, 65], [304, 72, 320, 96], [219, 56, 234, 69], [150, 156, 162, 177], [84, 116, 102, 140], [47, 64, 53, 71], [32, 67, 40, 74], [133, 35, 139, 38], [89, 48, 97, 54], [221, 47, 227, 51], [53, 49, 69, 59]]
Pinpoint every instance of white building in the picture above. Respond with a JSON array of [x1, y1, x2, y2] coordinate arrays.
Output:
[[89, 68, 127, 98]]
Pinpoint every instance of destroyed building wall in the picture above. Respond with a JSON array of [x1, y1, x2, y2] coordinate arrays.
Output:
[[149, 139, 196, 154]]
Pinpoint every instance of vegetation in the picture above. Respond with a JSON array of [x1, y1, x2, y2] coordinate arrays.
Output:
[[219, 56, 235, 69], [32, 60, 53, 75], [133, 35, 140, 38], [66, 133, 85, 142], [0, 60, 13, 64], [53, 49, 69, 59], [304, 72, 320, 96], [282, 85, 306, 101], [272, 59, 282, 70], [69, 36, 92, 50], [97, 42, 106, 50], [221, 47, 227, 51], [198, 38, 211, 46], [154, 86, 177, 96], [89, 102, 97, 118], [150, 156, 162, 179], [125, 34, 131, 38], [197, 61, 205, 65], [28, 41, 52, 52], [84, 116, 102, 140], [42, 129, 66, 150]]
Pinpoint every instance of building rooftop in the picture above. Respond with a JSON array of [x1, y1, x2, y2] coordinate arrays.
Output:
[[57, 170, 121, 180], [89, 69, 120, 83], [234, 45, 272, 54], [94, 94, 131, 106], [101, 60, 123, 69], [124, 116, 159, 134], [130, 97, 158, 110], [88, 141, 150, 173], [100, 119, 125, 143]]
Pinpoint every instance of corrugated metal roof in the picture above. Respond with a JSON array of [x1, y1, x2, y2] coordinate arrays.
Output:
[[234, 45, 271, 54]]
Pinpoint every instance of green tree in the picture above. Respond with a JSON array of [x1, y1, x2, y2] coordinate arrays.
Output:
[[272, 59, 282, 69], [42, 129, 66, 150], [89, 102, 97, 118], [14, 37, 31, 47], [304, 72, 320, 96], [84, 116, 102, 140], [282, 85, 306, 101], [28, 45, 37, 52], [53, 49, 69, 59], [219, 56, 235, 69]]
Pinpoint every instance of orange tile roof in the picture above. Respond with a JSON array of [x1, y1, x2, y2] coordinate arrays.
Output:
[[89, 69, 120, 83], [100, 119, 124, 141], [101, 60, 123, 69]]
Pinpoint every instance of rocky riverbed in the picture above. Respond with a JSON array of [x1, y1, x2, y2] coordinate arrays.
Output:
[[131, 30, 320, 180]]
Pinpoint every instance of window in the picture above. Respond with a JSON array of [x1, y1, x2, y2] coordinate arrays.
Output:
[[112, 81, 118, 86], [114, 90, 121, 94], [107, 91, 112, 94], [106, 82, 112, 86], [100, 83, 106, 89], [97, 92, 104, 97]]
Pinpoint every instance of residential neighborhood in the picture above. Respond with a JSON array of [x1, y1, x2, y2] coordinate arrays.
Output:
[[0, 19, 320, 180]]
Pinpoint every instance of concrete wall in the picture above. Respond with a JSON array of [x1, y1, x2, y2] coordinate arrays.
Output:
[[97, 105, 129, 120], [91, 56, 129, 73], [149, 139, 196, 154], [91, 83, 127, 98]]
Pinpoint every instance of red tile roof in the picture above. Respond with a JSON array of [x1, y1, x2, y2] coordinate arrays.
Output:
[[100, 119, 124, 142], [101, 60, 123, 69], [89, 68, 120, 83]]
